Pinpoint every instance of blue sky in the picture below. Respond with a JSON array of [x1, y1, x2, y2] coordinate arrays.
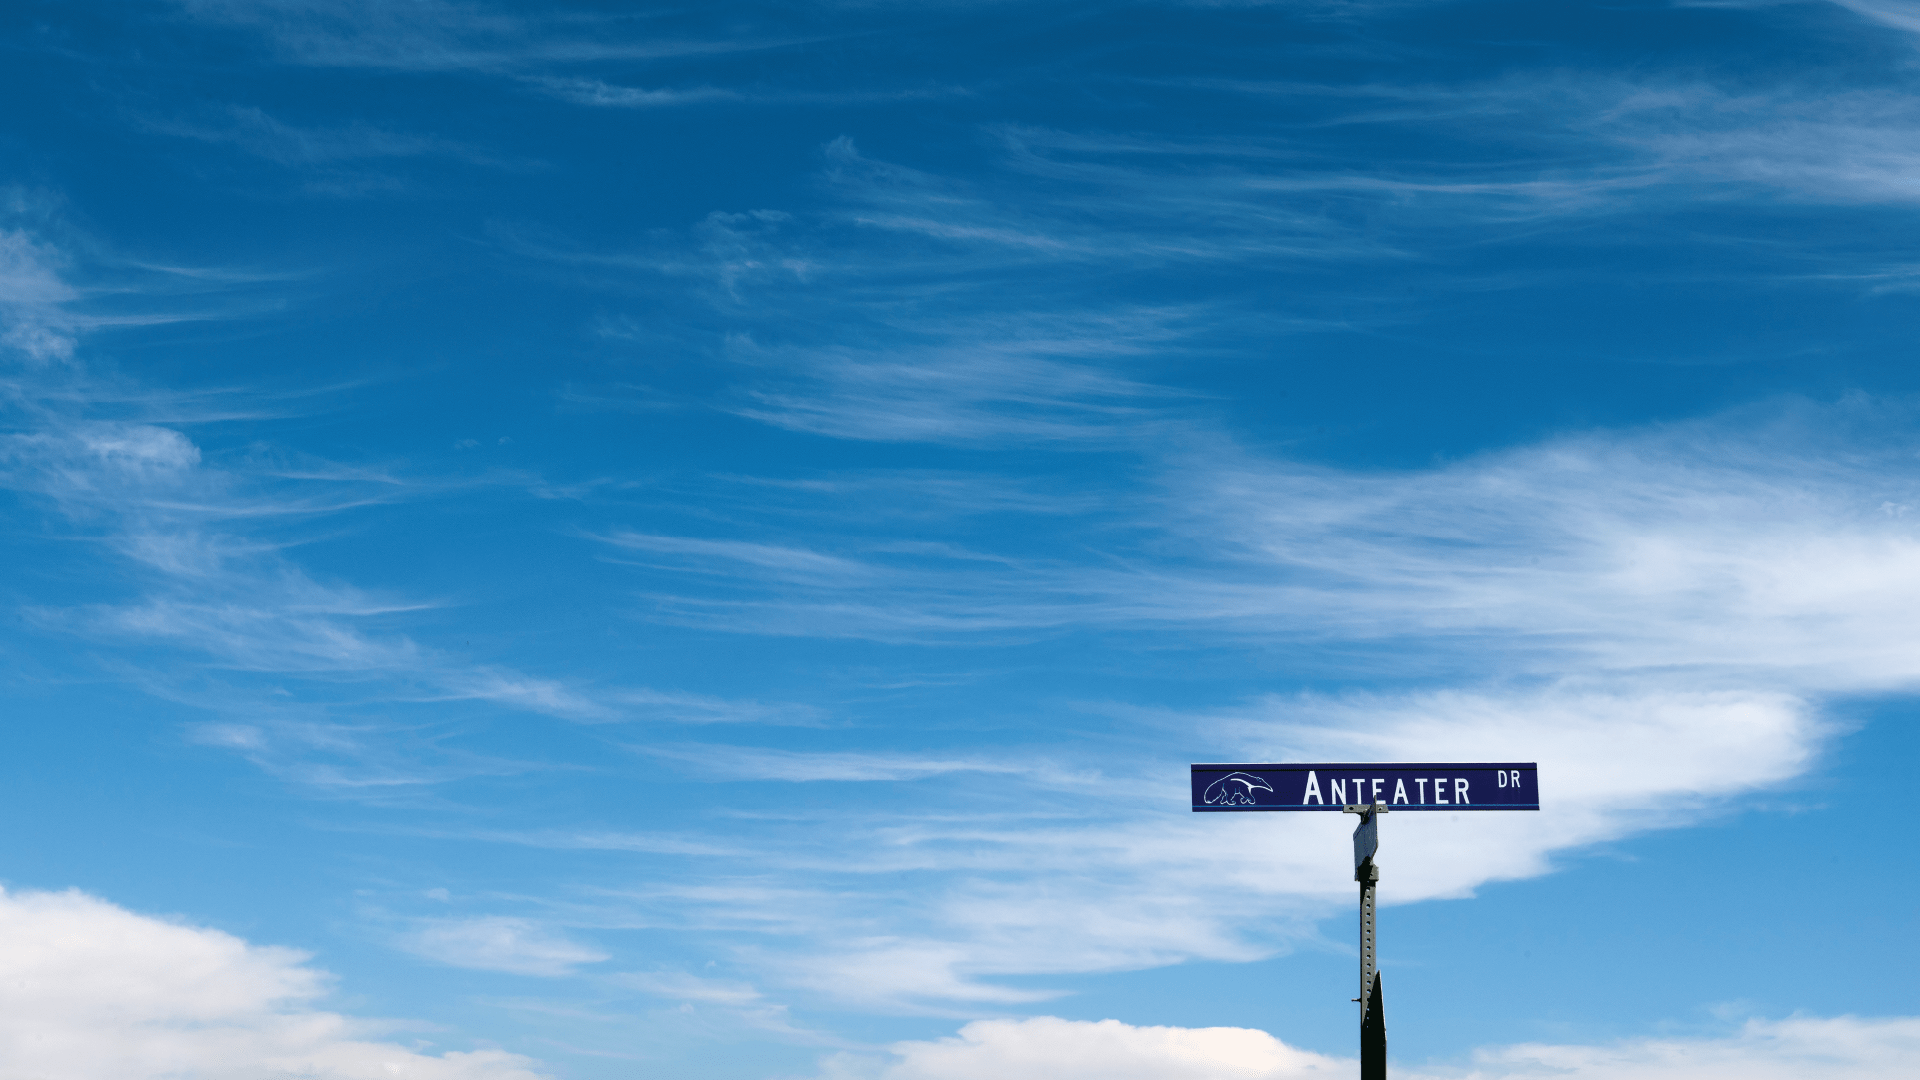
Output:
[[3, 1, 1920, 1077]]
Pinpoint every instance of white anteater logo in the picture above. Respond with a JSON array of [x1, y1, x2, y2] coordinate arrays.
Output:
[[1203, 772, 1273, 806]]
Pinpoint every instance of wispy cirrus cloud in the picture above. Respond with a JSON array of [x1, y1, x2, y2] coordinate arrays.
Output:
[[0, 228, 82, 361], [400, 916, 609, 977], [1172, 401, 1920, 688], [1823, 0, 1920, 35], [641, 744, 1093, 784], [520, 77, 743, 109], [724, 314, 1195, 446], [611, 969, 836, 1043], [0, 225, 817, 795], [173, 0, 804, 73], [133, 101, 518, 188], [572, 682, 1813, 1011], [525, 400, 1907, 1009], [590, 395, 1920, 683]]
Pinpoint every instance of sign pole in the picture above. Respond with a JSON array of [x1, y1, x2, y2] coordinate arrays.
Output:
[[1346, 802, 1386, 1079]]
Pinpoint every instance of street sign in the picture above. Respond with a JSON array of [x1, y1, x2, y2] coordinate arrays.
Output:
[[1192, 762, 1538, 811]]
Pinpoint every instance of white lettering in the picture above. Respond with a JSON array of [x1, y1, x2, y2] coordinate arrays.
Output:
[[1330, 778, 1346, 804], [1371, 778, 1385, 803], [1455, 777, 1470, 804], [1435, 778, 1449, 804], [1392, 779, 1409, 804], [1497, 771, 1509, 788], [1511, 769, 1522, 788], [1303, 770, 1324, 805], [1415, 778, 1428, 802]]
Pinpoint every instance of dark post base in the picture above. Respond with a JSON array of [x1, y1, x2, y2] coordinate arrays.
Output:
[[1360, 973, 1386, 1080]]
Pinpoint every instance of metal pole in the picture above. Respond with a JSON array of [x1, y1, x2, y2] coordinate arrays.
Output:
[[1347, 803, 1387, 1080], [1359, 859, 1378, 1005], [1361, 972, 1386, 1080]]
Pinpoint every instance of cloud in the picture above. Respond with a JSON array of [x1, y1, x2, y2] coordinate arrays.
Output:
[[0, 886, 548, 1079], [572, 404, 1905, 1008], [611, 969, 835, 1040], [1462, 1013, 1920, 1079], [1603, 83, 1920, 206], [726, 315, 1191, 446], [821, 133, 1400, 266], [671, 683, 1813, 1010], [400, 916, 609, 977], [644, 746, 1052, 783], [174, 0, 801, 73], [0, 227, 804, 800], [0, 227, 81, 361], [591, 398, 1920, 670], [816, 1017, 1349, 1080], [137, 105, 510, 189], [522, 77, 741, 108], [1826, 1, 1920, 35], [817, 1013, 1920, 1080], [139, 106, 472, 166], [1176, 402, 1920, 689], [616, 969, 767, 1006], [614, 688, 829, 726]]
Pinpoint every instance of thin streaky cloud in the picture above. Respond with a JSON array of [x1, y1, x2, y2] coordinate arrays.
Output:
[[641, 745, 1100, 785], [174, 0, 823, 72], [399, 915, 610, 977], [522, 77, 742, 108], [1, 229, 823, 803], [1827, 0, 1920, 35]]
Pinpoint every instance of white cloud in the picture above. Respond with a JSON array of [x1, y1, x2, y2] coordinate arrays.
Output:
[[617, 969, 767, 1006], [0, 886, 548, 1079], [1461, 1014, 1920, 1079], [816, 1017, 1349, 1080], [1609, 83, 1920, 205], [524, 77, 740, 108], [140, 105, 470, 166], [401, 916, 609, 977], [731, 331, 1182, 446], [611, 969, 833, 1040], [814, 1013, 1920, 1080], [1181, 403, 1920, 690], [0, 227, 804, 785], [645, 745, 1058, 782], [0, 227, 80, 361], [1827, 1, 1920, 36], [174, 0, 795, 72], [584, 405, 1904, 1008], [686, 687, 1813, 1012]]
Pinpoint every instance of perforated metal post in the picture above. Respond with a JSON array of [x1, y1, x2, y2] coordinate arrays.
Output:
[[1346, 803, 1387, 1080], [1358, 860, 1378, 1002]]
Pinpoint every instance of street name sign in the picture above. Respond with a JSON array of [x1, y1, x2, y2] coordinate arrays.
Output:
[[1190, 762, 1539, 812]]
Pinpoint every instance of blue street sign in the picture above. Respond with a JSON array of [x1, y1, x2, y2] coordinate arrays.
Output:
[[1192, 763, 1539, 811]]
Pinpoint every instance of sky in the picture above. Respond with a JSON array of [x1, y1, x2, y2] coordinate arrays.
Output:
[[3, 0, 1920, 1077]]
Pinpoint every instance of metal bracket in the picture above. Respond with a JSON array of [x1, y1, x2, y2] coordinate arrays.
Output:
[[1341, 803, 1389, 815]]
